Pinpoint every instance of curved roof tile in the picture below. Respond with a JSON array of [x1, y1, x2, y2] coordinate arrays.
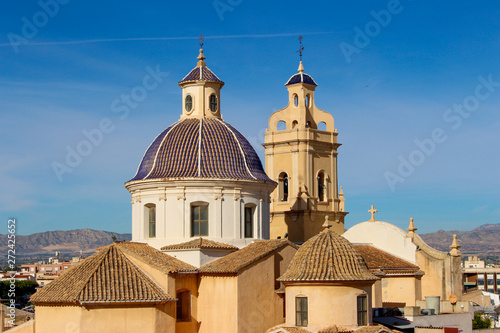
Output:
[[279, 229, 378, 282]]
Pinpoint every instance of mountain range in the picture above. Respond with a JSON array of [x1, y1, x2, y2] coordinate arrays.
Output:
[[420, 223, 500, 255], [1, 223, 498, 259], [0, 228, 131, 257]]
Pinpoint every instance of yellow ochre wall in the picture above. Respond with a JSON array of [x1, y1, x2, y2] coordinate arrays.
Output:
[[198, 276, 238, 333], [34, 303, 175, 333], [284, 283, 373, 330], [380, 275, 422, 307]]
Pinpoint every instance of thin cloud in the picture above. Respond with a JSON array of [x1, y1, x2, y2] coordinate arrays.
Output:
[[0, 32, 340, 47]]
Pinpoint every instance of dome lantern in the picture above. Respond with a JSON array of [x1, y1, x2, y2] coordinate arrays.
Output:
[[178, 37, 225, 120]]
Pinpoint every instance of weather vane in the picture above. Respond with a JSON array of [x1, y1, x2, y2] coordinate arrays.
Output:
[[199, 34, 205, 48], [297, 35, 304, 61]]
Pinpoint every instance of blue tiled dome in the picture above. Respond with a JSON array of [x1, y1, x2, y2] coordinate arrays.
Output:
[[285, 72, 317, 86], [179, 66, 224, 85], [130, 118, 273, 182]]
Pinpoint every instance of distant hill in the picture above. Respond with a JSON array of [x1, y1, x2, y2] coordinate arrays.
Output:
[[420, 223, 500, 254], [1, 224, 498, 258], [0, 228, 131, 256]]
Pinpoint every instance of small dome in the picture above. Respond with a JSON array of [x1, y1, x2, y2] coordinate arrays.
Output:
[[130, 118, 272, 182], [285, 72, 317, 86], [179, 65, 224, 85], [279, 229, 378, 282]]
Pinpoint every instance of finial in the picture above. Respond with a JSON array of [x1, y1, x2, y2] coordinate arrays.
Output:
[[197, 34, 206, 67], [298, 61, 305, 73], [368, 205, 378, 222], [407, 217, 417, 237], [339, 186, 345, 212], [450, 234, 461, 256], [322, 215, 332, 230]]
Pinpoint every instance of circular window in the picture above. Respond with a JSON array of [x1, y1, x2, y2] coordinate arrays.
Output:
[[209, 94, 218, 112], [185, 95, 193, 112]]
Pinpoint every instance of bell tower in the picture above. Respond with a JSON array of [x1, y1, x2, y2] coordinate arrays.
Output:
[[263, 41, 347, 242]]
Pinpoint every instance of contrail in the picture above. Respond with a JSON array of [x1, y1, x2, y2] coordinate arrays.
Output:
[[0, 32, 339, 47]]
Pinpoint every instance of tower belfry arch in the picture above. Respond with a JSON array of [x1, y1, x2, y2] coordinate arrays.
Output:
[[263, 38, 348, 242]]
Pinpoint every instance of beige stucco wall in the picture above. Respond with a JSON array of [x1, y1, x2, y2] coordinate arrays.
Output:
[[414, 235, 463, 300], [175, 274, 199, 333], [237, 248, 296, 333], [35, 303, 175, 333], [198, 244, 297, 333], [284, 283, 373, 330], [380, 276, 421, 306], [198, 276, 238, 333]]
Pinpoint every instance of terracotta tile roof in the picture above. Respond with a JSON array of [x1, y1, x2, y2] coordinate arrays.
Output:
[[266, 325, 352, 333], [354, 245, 420, 275], [114, 241, 197, 274], [353, 325, 401, 333], [161, 238, 239, 251], [279, 229, 378, 282], [267, 325, 397, 333], [30, 244, 174, 304], [199, 239, 298, 274], [319, 325, 353, 333]]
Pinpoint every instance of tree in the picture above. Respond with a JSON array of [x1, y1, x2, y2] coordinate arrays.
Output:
[[473, 312, 492, 329], [0, 280, 39, 306]]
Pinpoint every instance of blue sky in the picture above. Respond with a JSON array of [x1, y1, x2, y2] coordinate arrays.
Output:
[[1, 0, 499, 236]]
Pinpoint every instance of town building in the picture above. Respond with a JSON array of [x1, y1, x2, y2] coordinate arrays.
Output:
[[27, 44, 472, 333], [463, 256, 500, 294]]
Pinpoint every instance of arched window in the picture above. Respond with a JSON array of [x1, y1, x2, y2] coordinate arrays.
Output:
[[185, 95, 193, 112], [292, 120, 298, 128], [305, 121, 311, 128], [317, 172, 325, 202], [277, 121, 286, 131], [279, 172, 289, 201], [209, 94, 217, 112], [306, 94, 310, 107], [145, 204, 156, 238], [244, 205, 255, 238], [318, 121, 327, 131], [191, 204, 208, 236], [294, 94, 298, 107]]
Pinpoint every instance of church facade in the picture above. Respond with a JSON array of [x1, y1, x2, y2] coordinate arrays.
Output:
[[29, 44, 465, 333]]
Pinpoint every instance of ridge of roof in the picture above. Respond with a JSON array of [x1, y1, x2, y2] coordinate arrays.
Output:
[[161, 238, 239, 251], [354, 245, 419, 270], [30, 244, 174, 304], [199, 239, 298, 274], [115, 241, 198, 274]]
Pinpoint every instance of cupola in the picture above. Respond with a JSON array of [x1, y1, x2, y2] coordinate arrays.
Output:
[[178, 38, 225, 120]]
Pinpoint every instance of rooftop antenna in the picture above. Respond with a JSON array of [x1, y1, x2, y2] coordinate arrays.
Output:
[[297, 35, 304, 61]]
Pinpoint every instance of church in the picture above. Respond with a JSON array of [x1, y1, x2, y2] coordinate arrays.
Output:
[[29, 41, 464, 333]]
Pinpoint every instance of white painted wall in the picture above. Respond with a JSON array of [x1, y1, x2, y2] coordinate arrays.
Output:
[[126, 179, 275, 250], [343, 221, 417, 264]]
